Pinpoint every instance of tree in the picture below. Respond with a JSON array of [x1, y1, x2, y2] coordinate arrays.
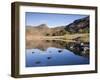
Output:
[[45, 33, 50, 36], [52, 33, 56, 36]]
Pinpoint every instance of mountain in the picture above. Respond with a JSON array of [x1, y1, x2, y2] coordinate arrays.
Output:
[[26, 24, 66, 36], [35, 24, 49, 29], [26, 16, 89, 36], [65, 16, 89, 33], [26, 24, 49, 36]]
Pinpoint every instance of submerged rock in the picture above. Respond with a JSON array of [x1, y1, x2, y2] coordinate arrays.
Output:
[[35, 61, 41, 64], [47, 57, 52, 59], [58, 50, 63, 53], [32, 52, 35, 54]]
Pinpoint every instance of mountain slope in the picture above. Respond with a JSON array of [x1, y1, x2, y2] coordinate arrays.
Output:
[[26, 16, 89, 36], [65, 16, 89, 33]]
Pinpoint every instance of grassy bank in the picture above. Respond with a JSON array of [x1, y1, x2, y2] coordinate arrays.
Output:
[[26, 33, 89, 43]]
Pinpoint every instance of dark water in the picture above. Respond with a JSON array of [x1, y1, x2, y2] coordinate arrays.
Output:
[[26, 40, 89, 67]]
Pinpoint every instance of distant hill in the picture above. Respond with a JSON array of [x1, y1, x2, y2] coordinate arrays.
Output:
[[26, 16, 89, 36], [26, 24, 50, 36], [35, 24, 49, 29]]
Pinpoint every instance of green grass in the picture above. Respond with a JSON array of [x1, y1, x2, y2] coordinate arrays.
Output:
[[41, 33, 89, 42]]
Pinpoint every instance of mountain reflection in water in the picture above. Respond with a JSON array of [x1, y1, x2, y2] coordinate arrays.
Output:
[[26, 40, 89, 67]]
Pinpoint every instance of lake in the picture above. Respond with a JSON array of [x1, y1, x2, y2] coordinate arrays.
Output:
[[26, 40, 89, 67]]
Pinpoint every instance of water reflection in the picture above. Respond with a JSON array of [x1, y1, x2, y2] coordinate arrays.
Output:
[[26, 40, 89, 67], [26, 40, 89, 57]]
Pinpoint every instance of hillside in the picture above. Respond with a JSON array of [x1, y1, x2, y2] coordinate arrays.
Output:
[[65, 16, 89, 33], [26, 16, 89, 37]]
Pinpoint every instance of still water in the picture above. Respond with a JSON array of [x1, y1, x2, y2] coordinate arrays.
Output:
[[26, 40, 89, 67]]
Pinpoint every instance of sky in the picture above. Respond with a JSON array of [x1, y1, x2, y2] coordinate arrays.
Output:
[[25, 12, 88, 28]]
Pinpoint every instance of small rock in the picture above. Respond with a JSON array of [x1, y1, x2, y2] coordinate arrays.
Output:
[[35, 61, 41, 64], [58, 50, 62, 53], [32, 52, 35, 54], [47, 57, 51, 59]]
